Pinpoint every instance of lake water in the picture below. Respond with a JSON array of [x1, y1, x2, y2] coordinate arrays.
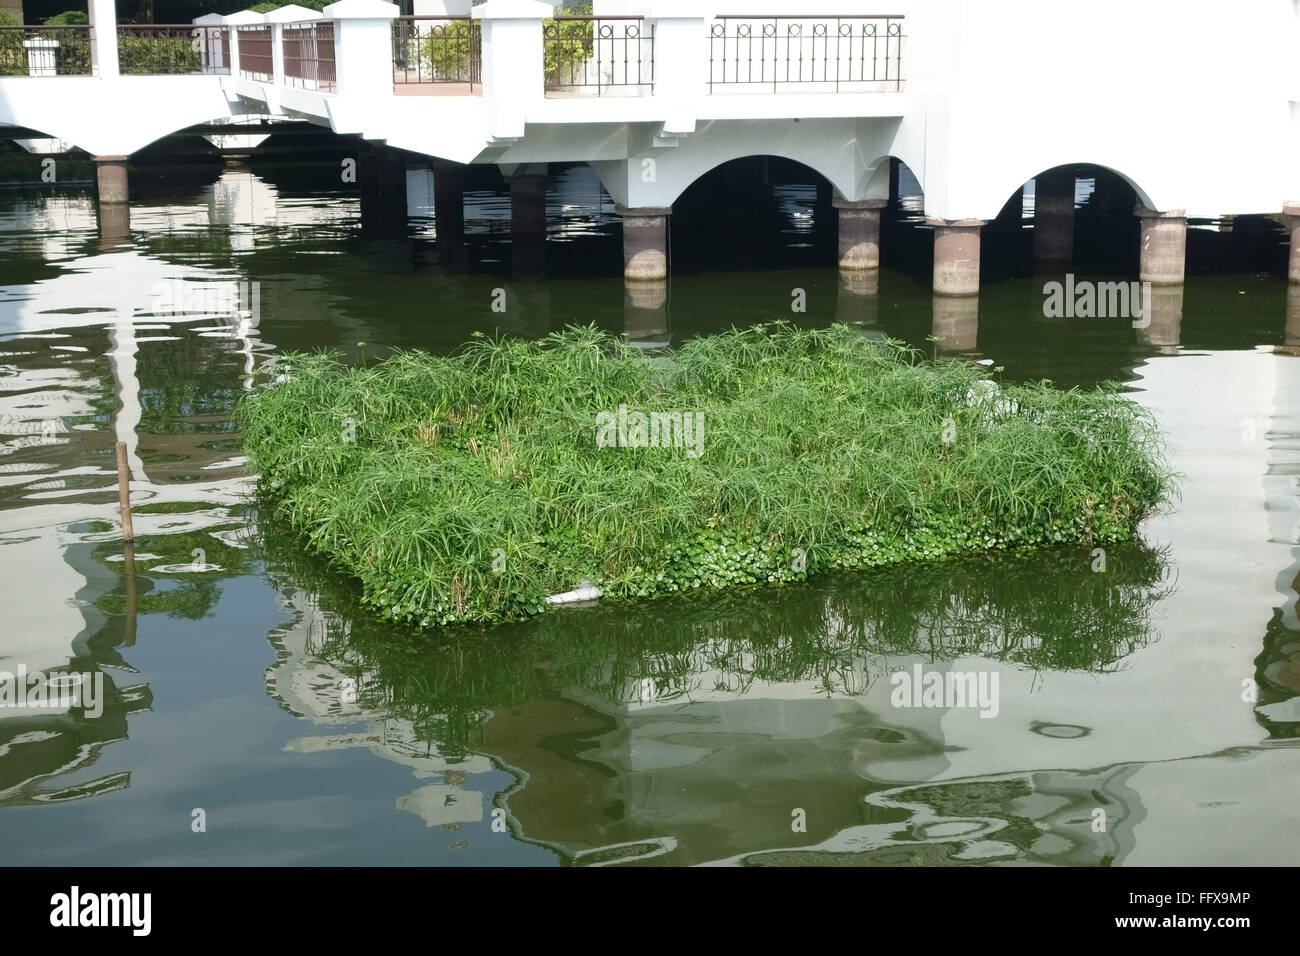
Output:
[[1, 159, 1298, 866]]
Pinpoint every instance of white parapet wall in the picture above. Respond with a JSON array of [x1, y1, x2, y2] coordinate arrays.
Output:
[[0, 0, 1295, 219]]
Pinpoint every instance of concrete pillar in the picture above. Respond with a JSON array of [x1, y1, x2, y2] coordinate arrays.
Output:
[[433, 159, 465, 240], [381, 150, 407, 203], [1033, 168, 1074, 271], [507, 173, 547, 276], [927, 219, 985, 296], [833, 198, 887, 271], [508, 173, 546, 242], [358, 147, 379, 207], [931, 294, 979, 353], [95, 156, 129, 204], [359, 146, 408, 236], [433, 158, 467, 269], [624, 280, 669, 349], [96, 158, 131, 247], [617, 206, 670, 281], [1135, 206, 1187, 285], [1285, 204, 1300, 284]]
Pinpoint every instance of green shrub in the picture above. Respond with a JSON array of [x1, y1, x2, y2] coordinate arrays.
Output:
[[415, 21, 479, 81], [0, 12, 23, 77], [543, 2, 594, 88], [240, 323, 1176, 629], [119, 34, 201, 75], [0, 17, 92, 77], [55, 30, 92, 75]]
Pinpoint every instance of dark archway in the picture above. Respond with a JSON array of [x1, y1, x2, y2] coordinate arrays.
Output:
[[669, 154, 836, 274], [981, 164, 1144, 282]]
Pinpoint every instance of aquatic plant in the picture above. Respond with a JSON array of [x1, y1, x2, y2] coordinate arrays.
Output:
[[239, 322, 1175, 628]]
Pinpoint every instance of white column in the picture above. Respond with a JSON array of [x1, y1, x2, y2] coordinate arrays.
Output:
[[324, 0, 399, 96], [192, 13, 227, 72], [646, 6, 707, 135], [472, 0, 551, 140], [88, 0, 118, 79]]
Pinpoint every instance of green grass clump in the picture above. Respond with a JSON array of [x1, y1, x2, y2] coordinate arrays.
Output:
[[239, 322, 1175, 628]]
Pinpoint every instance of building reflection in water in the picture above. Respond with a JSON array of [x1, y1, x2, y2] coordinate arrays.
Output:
[[264, 589, 494, 831], [0, 175, 292, 809], [261, 541, 1173, 865], [1138, 284, 1183, 354], [1285, 285, 1300, 353], [835, 271, 880, 330]]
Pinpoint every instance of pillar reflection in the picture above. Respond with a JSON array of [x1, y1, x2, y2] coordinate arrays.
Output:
[[1138, 284, 1183, 353], [624, 280, 669, 349], [931, 294, 979, 353]]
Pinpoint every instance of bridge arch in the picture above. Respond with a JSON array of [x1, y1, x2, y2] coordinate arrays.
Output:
[[968, 160, 1157, 224], [589, 130, 903, 211], [665, 154, 837, 270], [0, 82, 254, 158]]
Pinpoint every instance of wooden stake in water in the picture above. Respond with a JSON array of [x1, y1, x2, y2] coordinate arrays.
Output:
[[115, 441, 134, 543], [123, 542, 137, 647]]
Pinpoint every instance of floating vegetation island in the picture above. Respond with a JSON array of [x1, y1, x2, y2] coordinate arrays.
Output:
[[240, 323, 1175, 628]]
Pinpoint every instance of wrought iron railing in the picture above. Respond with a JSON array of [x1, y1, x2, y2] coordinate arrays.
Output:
[[543, 15, 652, 95], [283, 20, 335, 91], [392, 16, 479, 87], [118, 25, 230, 75], [237, 23, 273, 81], [0, 25, 93, 77], [708, 15, 904, 92]]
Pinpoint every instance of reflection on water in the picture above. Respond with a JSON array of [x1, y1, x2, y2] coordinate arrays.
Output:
[[1, 163, 1299, 865], [266, 532, 1170, 865]]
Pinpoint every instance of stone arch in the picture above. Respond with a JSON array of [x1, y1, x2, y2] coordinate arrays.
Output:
[[971, 160, 1157, 224], [589, 129, 894, 211], [0, 83, 254, 157], [862, 154, 925, 206], [985, 162, 1154, 274], [669, 153, 837, 205]]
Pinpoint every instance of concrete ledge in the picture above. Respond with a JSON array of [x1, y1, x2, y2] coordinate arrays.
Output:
[[925, 218, 987, 228], [1134, 205, 1187, 219]]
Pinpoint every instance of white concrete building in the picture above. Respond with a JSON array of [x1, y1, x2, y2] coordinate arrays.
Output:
[[0, 0, 1297, 289]]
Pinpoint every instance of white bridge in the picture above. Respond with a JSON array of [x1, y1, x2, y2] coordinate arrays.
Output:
[[1, 0, 1298, 290]]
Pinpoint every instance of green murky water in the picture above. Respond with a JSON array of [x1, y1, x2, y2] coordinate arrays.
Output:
[[1, 159, 1298, 865]]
